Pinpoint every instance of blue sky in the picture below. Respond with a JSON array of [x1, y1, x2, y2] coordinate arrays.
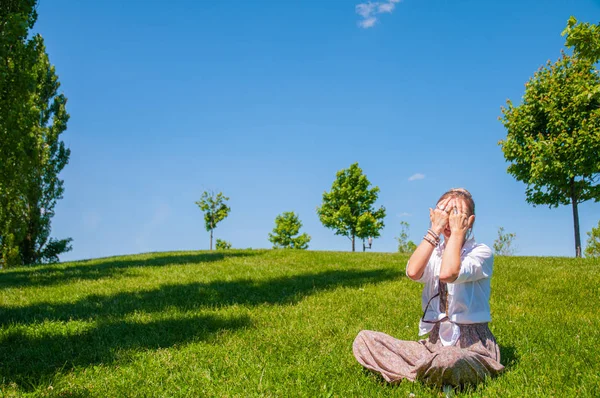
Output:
[[35, 0, 600, 261]]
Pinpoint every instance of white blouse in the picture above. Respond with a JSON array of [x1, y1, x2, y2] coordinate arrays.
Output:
[[407, 238, 494, 346]]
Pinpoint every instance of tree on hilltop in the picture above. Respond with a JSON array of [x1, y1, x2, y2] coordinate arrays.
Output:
[[195, 191, 230, 251], [268, 212, 311, 249], [317, 163, 386, 252], [499, 17, 600, 257]]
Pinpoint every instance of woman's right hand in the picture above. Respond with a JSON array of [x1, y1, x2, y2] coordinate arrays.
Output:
[[408, 197, 453, 281], [429, 197, 453, 235]]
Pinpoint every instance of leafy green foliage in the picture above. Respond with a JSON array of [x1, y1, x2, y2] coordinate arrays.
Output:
[[0, 250, 599, 396], [18, 35, 72, 265], [0, 0, 40, 267], [268, 212, 311, 249], [0, 0, 72, 267], [215, 239, 232, 250], [396, 221, 417, 254], [195, 191, 230, 250], [561, 17, 600, 141], [499, 53, 600, 207], [499, 17, 600, 257], [584, 220, 600, 258], [493, 227, 517, 256], [317, 163, 386, 252], [562, 16, 600, 63]]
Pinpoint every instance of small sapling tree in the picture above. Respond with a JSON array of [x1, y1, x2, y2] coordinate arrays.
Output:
[[195, 191, 230, 251]]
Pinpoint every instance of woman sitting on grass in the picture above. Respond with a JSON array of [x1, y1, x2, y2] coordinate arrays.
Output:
[[353, 188, 504, 388]]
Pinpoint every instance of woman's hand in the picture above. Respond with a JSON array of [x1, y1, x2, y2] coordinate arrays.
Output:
[[408, 197, 453, 281], [440, 200, 475, 283], [429, 197, 453, 235], [448, 199, 475, 237]]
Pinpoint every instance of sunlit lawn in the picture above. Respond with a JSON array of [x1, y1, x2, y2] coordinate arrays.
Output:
[[0, 249, 598, 397]]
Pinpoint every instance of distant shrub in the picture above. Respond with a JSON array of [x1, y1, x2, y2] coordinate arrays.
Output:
[[585, 221, 600, 258], [216, 239, 232, 250], [396, 221, 417, 254], [493, 227, 516, 256]]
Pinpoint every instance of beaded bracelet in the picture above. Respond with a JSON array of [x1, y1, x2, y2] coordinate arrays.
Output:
[[427, 229, 440, 242], [423, 235, 437, 247], [426, 232, 438, 243]]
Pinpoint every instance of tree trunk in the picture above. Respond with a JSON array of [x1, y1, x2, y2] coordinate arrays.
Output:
[[570, 178, 582, 258], [22, 232, 34, 265], [352, 235, 355, 252], [21, 203, 39, 265], [209, 213, 214, 251]]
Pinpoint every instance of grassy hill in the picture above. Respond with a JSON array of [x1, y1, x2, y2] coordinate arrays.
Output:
[[0, 250, 598, 397]]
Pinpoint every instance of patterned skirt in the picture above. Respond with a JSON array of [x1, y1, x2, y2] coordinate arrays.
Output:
[[352, 323, 504, 387]]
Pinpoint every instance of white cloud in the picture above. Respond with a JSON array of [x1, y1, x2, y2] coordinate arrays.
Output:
[[359, 17, 377, 28], [378, 1, 399, 13], [356, 2, 377, 17], [408, 173, 425, 181], [356, 0, 401, 28], [397, 212, 412, 218]]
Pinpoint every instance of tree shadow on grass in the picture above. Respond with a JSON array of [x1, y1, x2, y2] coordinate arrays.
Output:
[[0, 250, 262, 289], [0, 314, 251, 390], [0, 268, 401, 390], [0, 268, 401, 326]]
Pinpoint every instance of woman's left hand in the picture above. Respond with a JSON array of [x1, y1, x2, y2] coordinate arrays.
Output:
[[448, 200, 475, 237]]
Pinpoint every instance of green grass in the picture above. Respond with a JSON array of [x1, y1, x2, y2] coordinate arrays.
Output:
[[0, 250, 598, 397]]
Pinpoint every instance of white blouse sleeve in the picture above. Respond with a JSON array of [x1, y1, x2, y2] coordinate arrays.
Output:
[[453, 243, 494, 284], [406, 257, 433, 284]]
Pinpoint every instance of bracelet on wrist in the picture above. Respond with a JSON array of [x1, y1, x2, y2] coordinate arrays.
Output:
[[427, 228, 440, 241], [426, 231, 441, 246], [423, 235, 437, 247], [426, 231, 440, 244]]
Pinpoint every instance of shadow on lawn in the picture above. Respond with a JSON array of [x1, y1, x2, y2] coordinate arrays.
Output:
[[0, 268, 400, 388], [0, 250, 261, 289], [0, 268, 400, 326], [0, 314, 251, 389]]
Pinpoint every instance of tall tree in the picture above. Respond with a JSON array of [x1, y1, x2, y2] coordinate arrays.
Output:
[[19, 35, 72, 264], [499, 17, 600, 257], [1, 0, 72, 266], [195, 191, 230, 251], [317, 163, 386, 252], [268, 211, 311, 249], [0, 0, 38, 266]]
